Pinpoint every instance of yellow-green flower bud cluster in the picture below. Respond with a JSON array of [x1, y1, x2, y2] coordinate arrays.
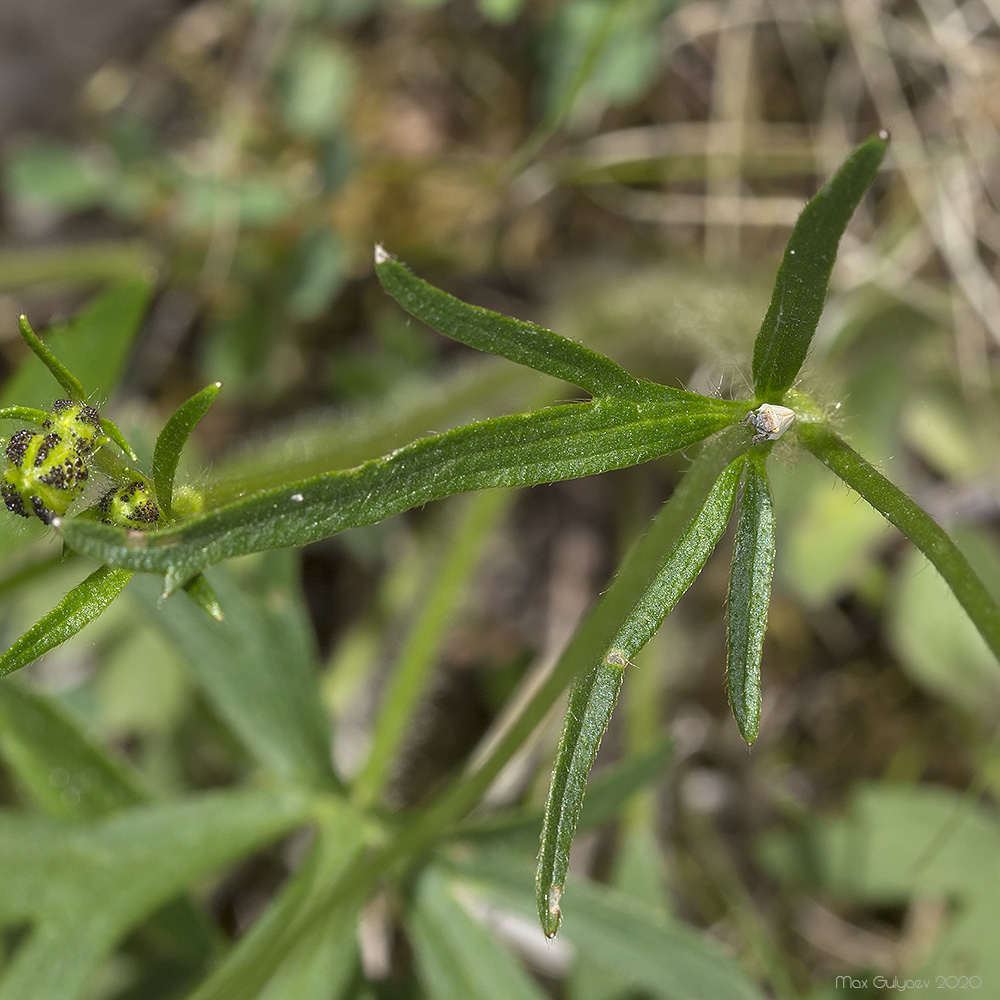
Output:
[[1, 399, 161, 529], [2, 401, 101, 523]]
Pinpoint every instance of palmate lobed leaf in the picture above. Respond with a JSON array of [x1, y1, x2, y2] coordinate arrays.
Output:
[[57, 393, 748, 591]]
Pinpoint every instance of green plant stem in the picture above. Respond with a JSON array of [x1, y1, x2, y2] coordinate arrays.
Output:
[[798, 422, 1000, 665], [17, 315, 86, 402], [352, 489, 511, 809], [0, 242, 154, 291]]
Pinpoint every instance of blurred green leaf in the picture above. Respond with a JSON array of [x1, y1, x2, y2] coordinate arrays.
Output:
[[584, 4, 663, 104], [902, 389, 982, 482], [185, 801, 367, 1000], [0, 679, 222, 964], [758, 783, 1000, 984], [476, 0, 526, 24], [287, 228, 349, 320], [409, 864, 549, 1000], [279, 37, 355, 139], [540, 1, 668, 125], [456, 849, 765, 1000], [0, 788, 314, 1000], [178, 178, 297, 230], [3, 141, 113, 212], [889, 533, 1000, 717], [775, 463, 890, 606], [0, 679, 145, 818], [130, 557, 337, 792], [0, 241, 154, 291], [1, 279, 151, 411]]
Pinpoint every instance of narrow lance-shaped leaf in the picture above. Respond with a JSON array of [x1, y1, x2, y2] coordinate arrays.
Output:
[[1, 280, 150, 412], [375, 247, 653, 399], [152, 381, 221, 521], [537, 457, 745, 937], [56, 394, 747, 591], [414, 428, 751, 852], [182, 572, 225, 622], [752, 131, 889, 402], [149, 382, 225, 618], [97, 418, 138, 462], [726, 454, 775, 744], [0, 566, 133, 678], [16, 314, 87, 401], [798, 421, 1000, 666]]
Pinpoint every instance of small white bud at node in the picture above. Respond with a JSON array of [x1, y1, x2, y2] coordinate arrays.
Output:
[[743, 403, 795, 444]]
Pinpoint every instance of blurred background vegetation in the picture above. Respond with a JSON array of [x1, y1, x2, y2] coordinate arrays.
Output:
[[2, 0, 1000, 996]]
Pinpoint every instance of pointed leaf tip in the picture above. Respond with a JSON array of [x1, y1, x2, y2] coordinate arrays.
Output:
[[543, 885, 561, 938], [374, 244, 390, 265]]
